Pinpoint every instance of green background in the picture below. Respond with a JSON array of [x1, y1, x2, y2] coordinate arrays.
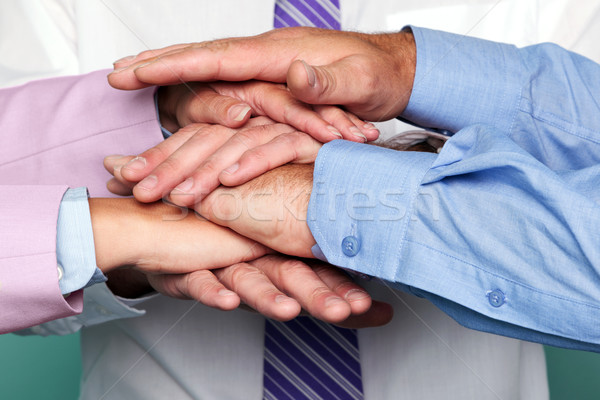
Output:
[[0, 334, 598, 399], [0, 335, 600, 400]]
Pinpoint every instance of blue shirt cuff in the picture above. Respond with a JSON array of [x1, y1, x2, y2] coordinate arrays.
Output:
[[307, 139, 436, 281], [402, 26, 522, 134], [56, 187, 106, 294]]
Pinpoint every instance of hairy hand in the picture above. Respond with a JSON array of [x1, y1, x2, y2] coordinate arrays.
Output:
[[198, 163, 316, 258], [109, 27, 416, 121]]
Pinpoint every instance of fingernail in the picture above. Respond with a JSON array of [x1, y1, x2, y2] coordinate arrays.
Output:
[[173, 177, 194, 193], [123, 156, 146, 171], [113, 55, 136, 65], [222, 163, 239, 175], [301, 60, 316, 87], [349, 127, 367, 142], [105, 154, 125, 162], [275, 295, 293, 303], [229, 104, 252, 122], [218, 289, 236, 296], [133, 59, 158, 72], [345, 289, 369, 302], [137, 175, 158, 191], [327, 126, 343, 139], [324, 296, 345, 308], [110, 66, 129, 74], [363, 122, 378, 131]]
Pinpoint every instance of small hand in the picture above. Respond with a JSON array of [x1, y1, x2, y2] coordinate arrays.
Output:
[[104, 118, 322, 206], [158, 80, 378, 143]]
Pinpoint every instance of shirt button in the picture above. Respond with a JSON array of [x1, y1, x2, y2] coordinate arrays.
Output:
[[341, 236, 360, 257], [57, 264, 64, 281], [487, 289, 506, 307]]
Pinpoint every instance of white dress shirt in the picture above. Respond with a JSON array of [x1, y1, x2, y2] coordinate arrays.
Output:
[[6, 0, 596, 397]]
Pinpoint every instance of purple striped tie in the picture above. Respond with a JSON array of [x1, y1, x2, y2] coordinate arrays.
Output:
[[264, 5, 363, 398], [263, 317, 364, 399], [274, 0, 341, 30]]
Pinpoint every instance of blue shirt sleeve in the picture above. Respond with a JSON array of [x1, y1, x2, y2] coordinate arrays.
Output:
[[307, 27, 600, 351], [56, 187, 106, 295]]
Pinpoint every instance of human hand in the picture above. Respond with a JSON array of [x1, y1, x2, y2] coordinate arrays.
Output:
[[102, 248, 392, 328], [104, 119, 322, 205], [147, 254, 393, 327], [88, 197, 269, 276], [158, 80, 378, 142], [109, 27, 416, 121], [197, 163, 316, 258]]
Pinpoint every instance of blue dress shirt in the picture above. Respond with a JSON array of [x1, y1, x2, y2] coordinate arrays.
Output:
[[308, 27, 600, 351]]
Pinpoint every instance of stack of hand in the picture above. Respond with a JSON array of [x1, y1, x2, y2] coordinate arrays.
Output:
[[90, 27, 417, 329]]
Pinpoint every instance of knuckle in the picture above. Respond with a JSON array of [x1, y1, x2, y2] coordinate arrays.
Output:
[[226, 264, 263, 288], [309, 286, 333, 302], [280, 259, 310, 275], [207, 96, 235, 119], [143, 146, 171, 165], [251, 116, 274, 126], [245, 147, 269, 164], [155, 155, 183, 177], [198, 157, 221, 177], [186, 271, 221, 300], [319, 67, 338, 98]]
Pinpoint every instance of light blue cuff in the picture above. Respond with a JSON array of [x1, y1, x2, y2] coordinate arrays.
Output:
[[307, 139, 436, 280], [402, 26, 522, 134], [56, 187, 106, 295]]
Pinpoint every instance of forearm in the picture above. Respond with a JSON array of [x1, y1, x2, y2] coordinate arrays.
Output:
[[308, 129, 600, 350]]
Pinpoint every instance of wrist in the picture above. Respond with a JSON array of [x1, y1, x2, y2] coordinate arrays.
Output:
[[89, 198, 146, 274], [365, 29, 415, 115]]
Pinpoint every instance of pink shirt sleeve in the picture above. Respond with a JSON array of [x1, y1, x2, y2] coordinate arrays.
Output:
[[0, 70, 163, 333]]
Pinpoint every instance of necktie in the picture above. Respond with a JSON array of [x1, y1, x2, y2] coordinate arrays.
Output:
[[274, 0, 341, 30], [264, 2, 364, 399], [263, 317, 364, 399]]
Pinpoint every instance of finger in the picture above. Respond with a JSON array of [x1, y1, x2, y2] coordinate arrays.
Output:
[[179, 85, 252, 128], [287, 56, 392, 121], [307, 262, 372, 315], [333, 300, 394, 329], [345, 112, 380, 141], [218, 130, 321, 187], [106, 178, 134, 196], [216, 81, 343, 142], [109, 46, 192, 90], [170, 123, 295, 206], [119, 124, 207, 192], [251, 255, 353, 324], [214, 262, 302, 321], [105, 155, 137, 195], [148, 270, 241, 311], [314, 105, 380, 142], [113, 43, 191, 69], [144, 124, 239, 207], [127, 39, 293, 88]]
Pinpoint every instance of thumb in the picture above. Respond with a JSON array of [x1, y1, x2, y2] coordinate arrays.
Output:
[[287, 56, 377, 117]]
